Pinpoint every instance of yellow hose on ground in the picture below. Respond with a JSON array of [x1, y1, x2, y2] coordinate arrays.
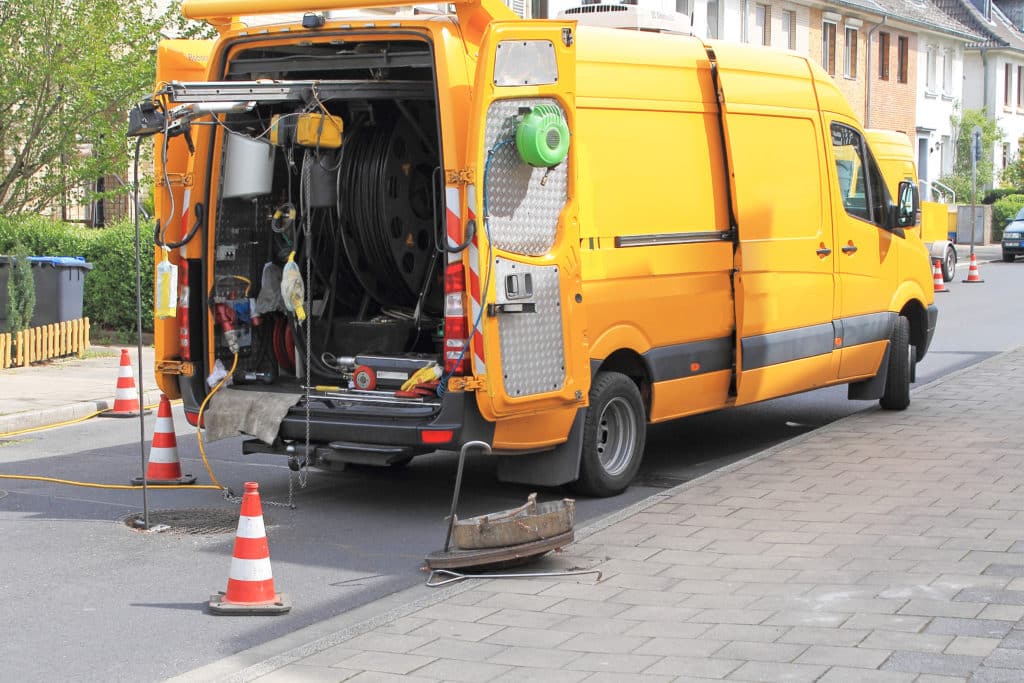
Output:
[[0, 357, 238, 494], [194, 352, 239, 491]]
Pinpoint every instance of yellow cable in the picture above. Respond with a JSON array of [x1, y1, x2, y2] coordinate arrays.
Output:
[[0, 474, 221, 491], [0, 399, 180, 439], [194, 352, 239, 491]]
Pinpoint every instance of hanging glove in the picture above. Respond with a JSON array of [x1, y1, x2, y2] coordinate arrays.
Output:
[[280, 251, 306, 322], [400, 363, 442, 392]]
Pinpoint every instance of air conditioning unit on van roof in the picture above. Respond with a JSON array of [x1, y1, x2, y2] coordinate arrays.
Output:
[[558, 1, 691, 34]]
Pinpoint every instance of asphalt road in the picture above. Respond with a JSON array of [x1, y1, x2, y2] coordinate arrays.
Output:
[[1, 249, 1020, 682]]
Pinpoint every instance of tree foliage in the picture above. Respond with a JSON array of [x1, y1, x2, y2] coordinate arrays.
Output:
[[937, 107, 1003, 202], [0, 0, 165, 214]]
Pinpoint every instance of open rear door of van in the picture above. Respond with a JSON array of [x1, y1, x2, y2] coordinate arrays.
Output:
[[466, 22, 590, 425], [152, 39, 215, 399]]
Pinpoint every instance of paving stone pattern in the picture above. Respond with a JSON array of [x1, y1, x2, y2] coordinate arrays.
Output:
[[255, 348, 1024, 682]]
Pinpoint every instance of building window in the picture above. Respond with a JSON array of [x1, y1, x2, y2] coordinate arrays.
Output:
[[879, 32, 890, 80], [676, 0, 690, 16], [706, 0, 719, 39], [1006, 63, 1013, 107], [755, 4, 770, 46], [1003, 143, 1011, 169], [897, 36, 908, 83], [926, 46, 936, 92], [822, 21, 837, 76], [780, 10, 796, 50], [844, 28, 858, 78], [942, 50, 953, 95], [1018, 65, 1023, 108]]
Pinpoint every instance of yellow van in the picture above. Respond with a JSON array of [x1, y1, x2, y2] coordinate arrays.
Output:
[[866, 128, 959, 281], [139, 0, 936, 496]]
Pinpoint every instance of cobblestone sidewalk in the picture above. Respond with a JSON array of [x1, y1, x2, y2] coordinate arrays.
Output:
[[193, 346, 1024, 683]]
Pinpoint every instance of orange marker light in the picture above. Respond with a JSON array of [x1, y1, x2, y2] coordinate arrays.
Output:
[[690, 362, 701, 373]]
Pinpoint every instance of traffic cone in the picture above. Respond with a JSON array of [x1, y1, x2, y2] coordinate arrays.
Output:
[[932, 259, 949, 293], [131, 394, 195, 486], [962, 253, 985, 283], [209, 482, 291, 615], [100, 349, 149, 418]]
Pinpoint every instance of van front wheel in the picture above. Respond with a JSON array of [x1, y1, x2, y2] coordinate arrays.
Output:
[[573, 372, 646, 497], [880, 316, 912, 411]]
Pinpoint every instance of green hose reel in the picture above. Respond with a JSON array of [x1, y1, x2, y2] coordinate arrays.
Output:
[[515, 105, 570, 167]]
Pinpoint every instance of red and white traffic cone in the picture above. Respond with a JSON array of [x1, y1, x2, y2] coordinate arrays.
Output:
[[209, 482, 291, 615], [132, 394, 195, 486], [962, 252, 985, 283], [933, 259, 949, 293], [101, 349, 149, 417]]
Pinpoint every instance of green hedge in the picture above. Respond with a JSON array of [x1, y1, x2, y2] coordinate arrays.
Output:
[[991, 195, 1024, 242], [0, 215, 153, 335]]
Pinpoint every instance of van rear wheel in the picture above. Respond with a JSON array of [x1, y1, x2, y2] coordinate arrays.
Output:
[[880, 316, 912, 411], [572, 372, 646, 497]]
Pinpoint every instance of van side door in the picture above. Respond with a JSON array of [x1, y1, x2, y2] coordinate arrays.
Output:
[[827, 120, 900, 380], [709, 44, 840, 405], [466, 23, 590, 424]]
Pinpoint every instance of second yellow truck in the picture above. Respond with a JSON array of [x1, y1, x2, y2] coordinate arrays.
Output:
[[142, 0, 937, 496]]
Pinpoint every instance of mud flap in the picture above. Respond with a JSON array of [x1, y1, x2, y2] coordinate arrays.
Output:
[[496, 408, 585, 487], [847, 343, 891, 401]]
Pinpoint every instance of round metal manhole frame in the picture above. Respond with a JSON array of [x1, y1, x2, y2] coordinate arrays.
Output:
[[121, 507, 264, 535]]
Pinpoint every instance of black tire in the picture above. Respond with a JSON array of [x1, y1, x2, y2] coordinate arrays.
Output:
[[880, 316, 912, 411], [572, 371, 646, 497], [1003, 252, 1016, 263], [942, 246, 957, 282]]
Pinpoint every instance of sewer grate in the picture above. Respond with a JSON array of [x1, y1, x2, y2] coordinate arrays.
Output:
[[122, 507, 261, 535]]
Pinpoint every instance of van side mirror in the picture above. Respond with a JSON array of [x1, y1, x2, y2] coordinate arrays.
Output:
[[891, 180, 918, 233]]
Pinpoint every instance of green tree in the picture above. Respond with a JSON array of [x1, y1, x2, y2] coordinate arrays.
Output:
[[1000, 153, 1024, 189], [937, 107, 1003, 201], [0, 0, 165, 215]]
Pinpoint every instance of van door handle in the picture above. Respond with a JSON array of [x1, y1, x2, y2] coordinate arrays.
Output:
[[842, 244, 858, 254], [487, 302, 537, 316], [816, 247, 832, 257]]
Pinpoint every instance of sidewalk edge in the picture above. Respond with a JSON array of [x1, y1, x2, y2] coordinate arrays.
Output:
[[0, 390, 163, 437]]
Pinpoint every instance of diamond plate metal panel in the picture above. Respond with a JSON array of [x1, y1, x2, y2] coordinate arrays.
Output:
[[484, 98, 567, 256], [494, 259, 565, 397]]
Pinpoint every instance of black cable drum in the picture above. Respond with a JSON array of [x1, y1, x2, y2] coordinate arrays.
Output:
[[338, 115, 437, 309]]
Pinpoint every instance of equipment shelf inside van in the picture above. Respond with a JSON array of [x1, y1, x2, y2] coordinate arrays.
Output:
[[202, 40, 444, 395]]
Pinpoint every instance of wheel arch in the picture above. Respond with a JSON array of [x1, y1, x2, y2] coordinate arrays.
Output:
[[591, 348, 652, 418], [900, 298, 930, 361]]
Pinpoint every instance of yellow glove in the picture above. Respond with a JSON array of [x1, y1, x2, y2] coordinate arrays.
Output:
[[400, 364, 442, 391], [281, 251, 306, 322]]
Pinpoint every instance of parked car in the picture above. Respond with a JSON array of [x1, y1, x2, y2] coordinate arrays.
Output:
[[1003, 207, 1024, 262]]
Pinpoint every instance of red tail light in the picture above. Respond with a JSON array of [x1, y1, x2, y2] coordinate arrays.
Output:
[[444, 262, 470, 376], [177, 257, 190, 361]]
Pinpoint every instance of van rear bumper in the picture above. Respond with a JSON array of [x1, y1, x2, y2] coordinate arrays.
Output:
[[275, 390, 494, 452]]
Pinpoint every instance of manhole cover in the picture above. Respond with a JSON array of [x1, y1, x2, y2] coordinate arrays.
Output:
[[122, 507, 262, 535]]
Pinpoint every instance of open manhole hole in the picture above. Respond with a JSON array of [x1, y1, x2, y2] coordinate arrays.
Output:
[[122, 507, 264, 535]]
